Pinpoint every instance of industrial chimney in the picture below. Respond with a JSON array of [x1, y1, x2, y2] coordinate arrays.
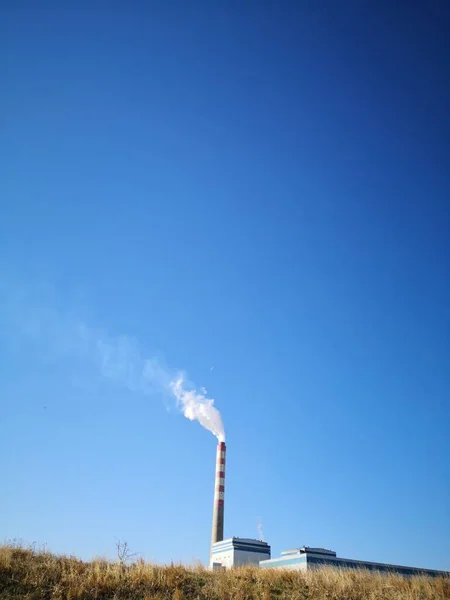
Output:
[[211, 441, 226, 548]]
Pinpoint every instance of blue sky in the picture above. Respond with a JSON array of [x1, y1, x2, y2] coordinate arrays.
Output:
[[1, 1, 449, 570]]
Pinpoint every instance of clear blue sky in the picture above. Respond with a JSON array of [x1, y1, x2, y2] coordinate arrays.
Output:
[[1, 1, 449, 570]]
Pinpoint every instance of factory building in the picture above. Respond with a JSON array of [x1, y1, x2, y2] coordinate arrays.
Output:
[[207, 442, 447, 576], [208, 441, 271, 569], [259, 546, 449, 578], [211, 538, 271, 569]]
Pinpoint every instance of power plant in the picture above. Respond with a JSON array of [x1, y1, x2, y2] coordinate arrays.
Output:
[[209, 440, 271, 569], [208, 442, 449, 577]]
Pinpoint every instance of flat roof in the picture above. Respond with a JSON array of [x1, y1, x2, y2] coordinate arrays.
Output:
[[281, 547, 336, 557], [212, 538, 271, 554], [213, 537, 270, 546]]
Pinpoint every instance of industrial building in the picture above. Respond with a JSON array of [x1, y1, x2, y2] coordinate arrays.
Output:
[[207, 441, 448, 576], [259, 546, 449, 578], [211, 538, 271, 569], [209, 441, 269, 568]]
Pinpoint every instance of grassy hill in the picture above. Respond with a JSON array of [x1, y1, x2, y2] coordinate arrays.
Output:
[[0, 544, 448, 600]]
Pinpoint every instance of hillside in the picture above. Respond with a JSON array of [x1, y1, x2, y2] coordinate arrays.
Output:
[[0, 544, 448, 600]]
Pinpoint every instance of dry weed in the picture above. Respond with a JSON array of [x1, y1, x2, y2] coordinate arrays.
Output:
[[0, 544, 448, 600]]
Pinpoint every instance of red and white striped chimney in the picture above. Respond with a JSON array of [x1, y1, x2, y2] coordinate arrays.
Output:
[[211, 441, 226, 549]]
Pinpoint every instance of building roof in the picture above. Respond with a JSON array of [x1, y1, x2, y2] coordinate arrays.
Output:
[[212, 537, 271, 553], [281, 547, 336, 557]]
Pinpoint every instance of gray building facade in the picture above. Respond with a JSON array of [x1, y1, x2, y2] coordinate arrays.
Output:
[[259, 547, 449, 578]]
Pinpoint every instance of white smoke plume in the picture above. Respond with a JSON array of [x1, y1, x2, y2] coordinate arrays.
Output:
[[1, 281, 225, 441], [170, 378, 225, 442], [257, 521, 264, 541]]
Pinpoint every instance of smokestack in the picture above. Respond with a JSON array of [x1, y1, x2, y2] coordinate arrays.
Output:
[[211, 441, 226, 549]]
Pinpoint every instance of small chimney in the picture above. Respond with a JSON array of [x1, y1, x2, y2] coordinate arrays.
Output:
[[211, 441, 226, 549]]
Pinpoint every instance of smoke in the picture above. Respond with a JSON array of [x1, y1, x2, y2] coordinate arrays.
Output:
[[1, 281, 225, 441], [170, 378, 225, 442], [257, 520, 264, 541]]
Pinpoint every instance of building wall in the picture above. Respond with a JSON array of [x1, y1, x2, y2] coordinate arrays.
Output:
[[211, 549, 234, 569], [260, 555, 307, 570], [234, 549, 270, 566], [259, 553, 449, 578], [306, 555, 448, 578], [211, 538, 270, 569]]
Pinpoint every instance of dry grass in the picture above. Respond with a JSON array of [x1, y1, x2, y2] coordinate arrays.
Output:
[[0, 544, 448, 600]]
